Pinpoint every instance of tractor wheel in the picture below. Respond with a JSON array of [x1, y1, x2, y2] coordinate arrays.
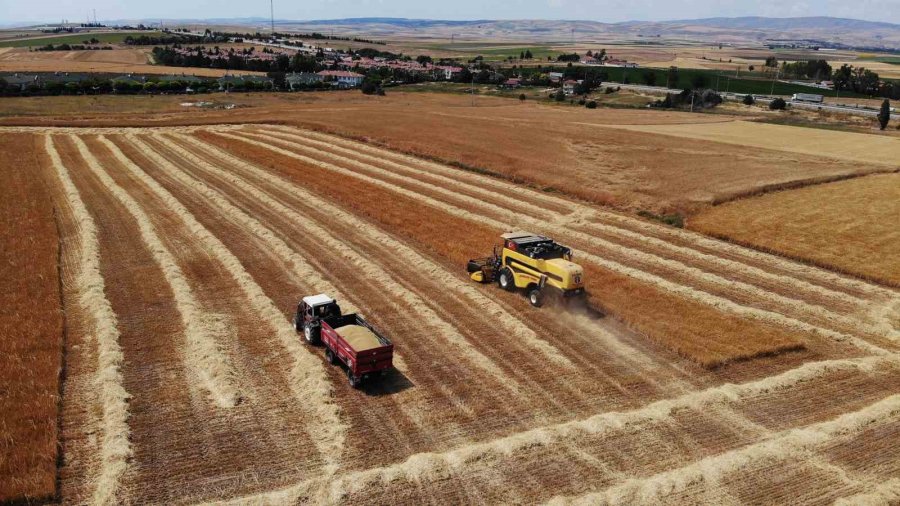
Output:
[[528, 287, 544, 308], [498, 268, 515, 291], [325, 348, 337, 365], [304, 324, 319, 344]]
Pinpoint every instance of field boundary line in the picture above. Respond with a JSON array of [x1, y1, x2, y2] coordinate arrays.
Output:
[[546, 393, 900, 505], [46, 135, 131, 506], [215, 131, 889, 356], [73, 135, 243, 409], [209, 354, 900, 505], [178, 133, 574, 370], [94, 135, 346, 469]]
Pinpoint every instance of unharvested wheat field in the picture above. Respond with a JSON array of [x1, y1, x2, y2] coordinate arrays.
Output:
[[691, 173, 900, 287], [3, 121, 900, 504]]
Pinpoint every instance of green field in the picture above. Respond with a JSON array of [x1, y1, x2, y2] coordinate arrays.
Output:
[[865, 56, 900, 65], [0, 31, 161, 48], [418, 43, 558, 61], [561, 66, 869, 98]]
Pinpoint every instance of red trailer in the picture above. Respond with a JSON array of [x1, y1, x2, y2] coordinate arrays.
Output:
[[294, 294, 394, 388]]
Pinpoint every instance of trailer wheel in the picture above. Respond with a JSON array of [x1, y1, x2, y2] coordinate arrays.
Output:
[[325, 348, 337, 365], [528, 287, 544, 308], [347, 369, 361, 389], [498, 268, 515, 291]]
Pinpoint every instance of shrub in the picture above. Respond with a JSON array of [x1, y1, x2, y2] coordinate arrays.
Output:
[[769, 97, 787, 110], [519, 93, 526, 101], [577, 98, 586, 105], [742, 94, 755, 105], [586, 100, 597, 109]]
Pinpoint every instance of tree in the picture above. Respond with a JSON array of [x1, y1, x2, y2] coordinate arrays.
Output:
[[764, 56, 778, 67], [585, 100, 597, 109], [666, 66, 679, 88], [524, 49, 533, 59], [769, 97, 787, 110], [742, 94, 755, 105], [360, 81, 380, 95], [878, 99, 891, 130], [519, 93, 527, 101], [520, 51, 525, 59], [416, 54, 432, 65]]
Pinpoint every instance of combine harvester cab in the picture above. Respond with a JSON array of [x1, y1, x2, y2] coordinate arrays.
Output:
[[294, 294, 394, 388], [467, 231, 585, 307]]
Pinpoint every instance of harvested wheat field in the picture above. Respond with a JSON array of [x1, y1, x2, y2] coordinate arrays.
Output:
[[0, 46, 261, 77], [2, 119, 899, 504], [2, 92, 891, 215]]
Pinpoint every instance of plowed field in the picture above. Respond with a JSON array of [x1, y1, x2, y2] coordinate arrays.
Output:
[[4, 124, 899, 504]]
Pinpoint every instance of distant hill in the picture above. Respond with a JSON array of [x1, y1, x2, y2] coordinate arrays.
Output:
[[638, 16, 899, 31], [275, 16, 900, 49], [9, 16, 900, 49]]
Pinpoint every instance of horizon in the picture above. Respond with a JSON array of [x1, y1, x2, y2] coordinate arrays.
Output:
[[3, 0, 900, 27]]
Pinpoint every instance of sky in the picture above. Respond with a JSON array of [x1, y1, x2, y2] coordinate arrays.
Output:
[[2, 0, 899, 26]]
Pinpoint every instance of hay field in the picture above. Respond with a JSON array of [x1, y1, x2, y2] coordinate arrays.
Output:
[[3, 121, 900, 503], [690, 173, 900, 287]]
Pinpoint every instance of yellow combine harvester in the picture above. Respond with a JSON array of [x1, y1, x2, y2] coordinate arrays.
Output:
[[467, 231, 585, 307]]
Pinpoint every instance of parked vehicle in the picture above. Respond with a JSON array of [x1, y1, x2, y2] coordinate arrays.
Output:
[[294, 294, 394, 388], [791, 93, 824, 103]]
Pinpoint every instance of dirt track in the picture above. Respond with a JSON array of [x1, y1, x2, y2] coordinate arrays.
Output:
[[23, 125, 900, 504]]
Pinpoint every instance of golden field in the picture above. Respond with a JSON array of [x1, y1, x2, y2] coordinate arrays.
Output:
[[691, 173, 900, 287]]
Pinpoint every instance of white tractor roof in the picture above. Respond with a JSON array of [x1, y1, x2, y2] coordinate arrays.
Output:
[[302, 294, 335, 306]]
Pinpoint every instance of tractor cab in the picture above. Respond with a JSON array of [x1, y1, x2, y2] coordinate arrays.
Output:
[[294, 294, 342, 342]]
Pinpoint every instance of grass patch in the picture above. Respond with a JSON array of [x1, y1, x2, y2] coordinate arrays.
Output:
[[637, 210, 684, 228]]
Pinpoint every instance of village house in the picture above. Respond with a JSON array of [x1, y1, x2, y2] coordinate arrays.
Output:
[[317, 70, 365, 88], [580, 55, 599, 65], [562, 79, 582, 95], [549, 71, 564, 83], [285, 72, 324, 90], [433, 65, 463, 80], [501, 77, 522, 88]]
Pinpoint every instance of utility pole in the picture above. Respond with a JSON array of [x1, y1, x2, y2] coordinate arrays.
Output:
[[471, 71, 475, 106], [93, 9, 97, 25], [270, 0, 275, 36], [690, 91, 695, 112], [770, 67, 779, 96]]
